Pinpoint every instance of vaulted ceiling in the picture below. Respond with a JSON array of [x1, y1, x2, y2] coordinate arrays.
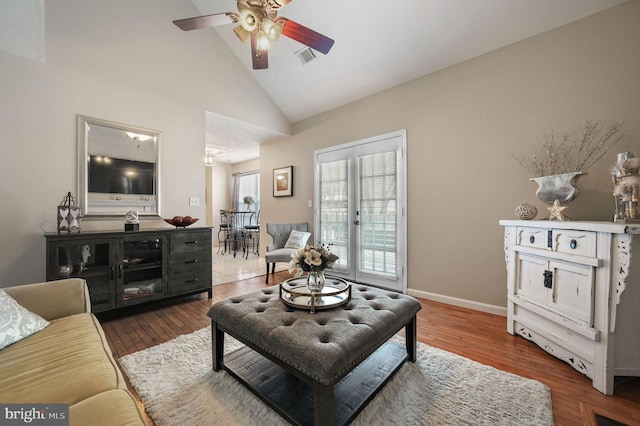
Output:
[[188, 0, 624, 123], [0, 0, 626, 163], [184, 0, 625, 162]]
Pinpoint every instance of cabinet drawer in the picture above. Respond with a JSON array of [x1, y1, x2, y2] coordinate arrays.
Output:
[[517, 227, 548, 250], [552, 229, 596, 258], [170, 231, 212, 253], [169, 271, 210, 293], [170, 251, 211, 276], [169, 252, 211, 295]]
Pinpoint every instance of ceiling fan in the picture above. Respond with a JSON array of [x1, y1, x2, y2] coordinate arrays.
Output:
[[173, 0, 335, 70]]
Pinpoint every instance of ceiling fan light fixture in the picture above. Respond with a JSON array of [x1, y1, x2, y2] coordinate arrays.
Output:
[[239, 9, 258, 32], [257, 31, 271, 50], [173, 0, 333, 70], [263, 19, 282, 42]]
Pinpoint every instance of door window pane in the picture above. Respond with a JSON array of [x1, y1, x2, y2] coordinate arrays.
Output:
[[319, 159, 349, 269], [359, 151, 397, 275]]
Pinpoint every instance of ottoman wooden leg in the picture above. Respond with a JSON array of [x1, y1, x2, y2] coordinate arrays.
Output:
[[314, 382, 334, 425], [405, 315, 417, 362], [212, 321, 224, 371]]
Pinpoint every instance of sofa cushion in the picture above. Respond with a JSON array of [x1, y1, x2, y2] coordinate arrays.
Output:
[[0, 313, 126, 404], [69, 389, 147, 426], [0, 289, 49, 350]]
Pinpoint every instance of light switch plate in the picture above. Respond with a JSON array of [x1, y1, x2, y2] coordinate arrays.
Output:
[[189, 197, 200, 207]]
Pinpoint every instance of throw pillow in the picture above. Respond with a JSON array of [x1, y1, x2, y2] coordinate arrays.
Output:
[[0, 289, 50, 350], [284, 230, 311, 249]]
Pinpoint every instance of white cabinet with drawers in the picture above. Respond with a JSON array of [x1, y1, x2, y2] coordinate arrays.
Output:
[[499, 220, 640, 395]]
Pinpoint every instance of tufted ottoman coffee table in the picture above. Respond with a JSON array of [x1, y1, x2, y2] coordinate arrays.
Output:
[[207, 283, 422, 425]]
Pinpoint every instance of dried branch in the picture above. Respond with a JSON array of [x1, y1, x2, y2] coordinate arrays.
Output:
[[511, 120, 626, 177]]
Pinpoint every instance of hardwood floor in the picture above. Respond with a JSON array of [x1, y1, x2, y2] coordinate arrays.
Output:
[[99, 272, 640, 426]]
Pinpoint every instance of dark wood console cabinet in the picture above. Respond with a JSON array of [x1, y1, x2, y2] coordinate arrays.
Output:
[[45, 227, 212, 313]]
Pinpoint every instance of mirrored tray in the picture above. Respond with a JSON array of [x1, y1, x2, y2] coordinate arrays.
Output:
[[280, 276, 351, 313]]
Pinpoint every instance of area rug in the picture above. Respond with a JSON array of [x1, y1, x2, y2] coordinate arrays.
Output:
[[119, 327, 554, 425]]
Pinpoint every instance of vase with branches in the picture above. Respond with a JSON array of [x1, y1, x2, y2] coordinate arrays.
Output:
[[511, 120, 626, 205], [511, 120, 626, 177]]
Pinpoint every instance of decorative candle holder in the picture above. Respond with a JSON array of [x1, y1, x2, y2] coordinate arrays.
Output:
[[57, 192, 82, 234]]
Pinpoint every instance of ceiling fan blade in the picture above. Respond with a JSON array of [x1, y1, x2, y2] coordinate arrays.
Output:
[[234, 26, 251, 43], [250, 32, 269, 69], [281, 19, 334, 54], [173, 13, 238, 31]]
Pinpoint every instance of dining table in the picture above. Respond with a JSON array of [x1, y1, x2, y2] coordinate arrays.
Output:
[[220, 210, 257, 257]]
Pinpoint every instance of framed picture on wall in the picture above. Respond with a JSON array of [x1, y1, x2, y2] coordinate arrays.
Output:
[[273, 166, 293, 197]]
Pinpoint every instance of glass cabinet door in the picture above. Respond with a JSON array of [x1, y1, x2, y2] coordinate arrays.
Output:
[[119, 235, 166, 305], [47, 238, 116, 312]]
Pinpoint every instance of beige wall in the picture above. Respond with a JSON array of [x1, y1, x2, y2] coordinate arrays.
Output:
[[207, 158, 259, 228], [260, 1, 640, 310], [0, 0, 290, 286], [232, 158, 260, 175]]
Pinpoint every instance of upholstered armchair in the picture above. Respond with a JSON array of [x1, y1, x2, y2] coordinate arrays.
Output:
[[265, 223, 310, 284]]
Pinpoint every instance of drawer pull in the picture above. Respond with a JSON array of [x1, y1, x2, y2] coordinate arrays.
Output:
[[185, 259, 198, 264], [543, 270, 553, 289], [570, 239, 577, 249], [185, 240, 198, 245], [529, 236, 535, 244], [185, 278, 199, 283]]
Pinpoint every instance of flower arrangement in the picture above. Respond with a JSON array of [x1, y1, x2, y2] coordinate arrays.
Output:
[[511, 120, 626, 177], [243, 195, 254, 205], [288, 244, 339, 277]]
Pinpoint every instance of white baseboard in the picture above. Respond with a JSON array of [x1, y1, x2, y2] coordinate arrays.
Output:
[[407, 289, 507, 316], [614, 367, 640, 376]]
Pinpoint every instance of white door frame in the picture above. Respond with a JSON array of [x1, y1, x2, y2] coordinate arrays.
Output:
[[314, 130, 407, 293]]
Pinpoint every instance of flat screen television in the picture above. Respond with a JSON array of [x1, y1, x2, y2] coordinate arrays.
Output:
[[88, 155, 155, 195]]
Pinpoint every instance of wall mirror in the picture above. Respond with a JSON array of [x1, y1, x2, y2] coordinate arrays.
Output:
[[77, 115, 162, 217]]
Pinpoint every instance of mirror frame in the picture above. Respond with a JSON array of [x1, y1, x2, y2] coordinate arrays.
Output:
[[77, 115, 162, 218]]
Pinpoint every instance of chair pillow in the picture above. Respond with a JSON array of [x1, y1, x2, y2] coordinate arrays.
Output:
[[0, 289, 50, 350], [284, 230, 311, 249]]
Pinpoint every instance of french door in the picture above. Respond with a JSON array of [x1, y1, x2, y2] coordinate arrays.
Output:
[[314, 130, 407, 293]]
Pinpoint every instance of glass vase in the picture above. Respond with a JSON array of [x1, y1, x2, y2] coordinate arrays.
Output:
[[306, 270, 325, 293]]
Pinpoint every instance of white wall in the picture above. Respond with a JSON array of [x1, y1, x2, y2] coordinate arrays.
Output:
[[0, 0, 290, 286], [259, 1, 640, 311]]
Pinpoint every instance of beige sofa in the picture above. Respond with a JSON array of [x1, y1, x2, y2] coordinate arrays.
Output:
[[0, 279, 147, 426]]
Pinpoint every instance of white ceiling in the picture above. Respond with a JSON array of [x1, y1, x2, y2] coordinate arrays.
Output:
[[186, 0, 624, 163], [205, 111, 288, 164], [3, 1, 624, 164]]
